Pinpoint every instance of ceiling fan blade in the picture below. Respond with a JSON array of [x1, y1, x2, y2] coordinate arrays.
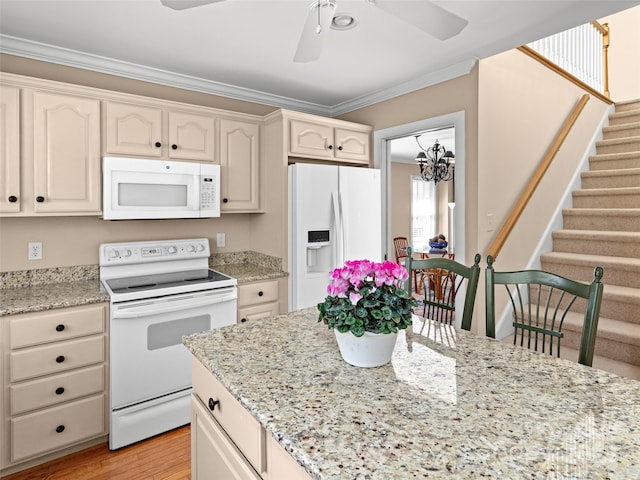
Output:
[[293, 1, 337, 63], [372, 1, 467, 40], [160, 0, 225, 11]]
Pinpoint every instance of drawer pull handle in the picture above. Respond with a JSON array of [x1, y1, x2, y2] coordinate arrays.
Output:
[[56, 425, 65, 433], [36, 196, 45, 203], [56, 324, 65, 332], [56, 355, 65, 363], [258, 291, 264, 297], [56, 387, 65, 395], [208, 398, 220, 411], [8, 195, 17, 203]]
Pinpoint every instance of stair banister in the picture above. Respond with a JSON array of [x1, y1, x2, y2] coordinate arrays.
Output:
[[486, 94, 590, 261]]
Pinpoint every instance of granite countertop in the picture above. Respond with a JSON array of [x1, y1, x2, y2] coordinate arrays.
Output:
[[209, 251, 287, 285], [0, 279, 108, 317], [184, 308, 640, 480]]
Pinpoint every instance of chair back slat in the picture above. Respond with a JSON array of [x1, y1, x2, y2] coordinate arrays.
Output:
[[486, 255, 604, 366], [405, 247, 481, 331]]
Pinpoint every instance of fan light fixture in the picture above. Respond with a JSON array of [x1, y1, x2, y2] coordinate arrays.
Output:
[[331, 13, 358, 30], [415, 136, 455, 183]]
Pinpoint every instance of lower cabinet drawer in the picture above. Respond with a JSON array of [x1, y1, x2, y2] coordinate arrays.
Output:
[[192, 358, 262, 472], [10, 335, 105, 382], [264, 434, 312, 480], [11, 394, 106, 462], [10, 364, 105, 415], [238, 302, 280, 324], [238, 281, 278, 308]]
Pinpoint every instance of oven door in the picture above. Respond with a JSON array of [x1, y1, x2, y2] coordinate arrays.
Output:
[[110, 287, 237, 410]]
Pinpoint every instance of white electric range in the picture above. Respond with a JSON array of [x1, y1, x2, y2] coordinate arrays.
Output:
[[99, 238, 237, 449]]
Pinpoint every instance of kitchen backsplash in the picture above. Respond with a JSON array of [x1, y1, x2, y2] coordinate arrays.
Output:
[[209, 251, 282, 271]]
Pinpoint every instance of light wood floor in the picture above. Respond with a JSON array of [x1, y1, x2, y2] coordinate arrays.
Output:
[[3, 426, 191, 480]]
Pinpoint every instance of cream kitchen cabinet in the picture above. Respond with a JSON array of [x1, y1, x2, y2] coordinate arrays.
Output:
[[1, 304, 108, 472], [191, 358, 311, 480], [219, 118, 261, 212], [0, 85, 20, 214], [104, 101, 216, 162], [237, 279, 280, 324], [289, 117, 371, 164], [0, 86, 102, 216]]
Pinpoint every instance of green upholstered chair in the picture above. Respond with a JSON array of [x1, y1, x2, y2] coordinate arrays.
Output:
[[404, 247, 481, 331], [485, 255, 604, 367]]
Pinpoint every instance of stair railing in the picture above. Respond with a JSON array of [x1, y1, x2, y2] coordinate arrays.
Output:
[[522, 20, 610, 100], [486, 94, 590, 261]]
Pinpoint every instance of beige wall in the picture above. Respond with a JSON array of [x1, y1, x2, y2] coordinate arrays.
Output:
[[600, 5, 640, 102], [390, 162, 415, 252]]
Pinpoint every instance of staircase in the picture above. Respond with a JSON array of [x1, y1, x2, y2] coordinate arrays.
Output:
[[540, 98, 640, 378]]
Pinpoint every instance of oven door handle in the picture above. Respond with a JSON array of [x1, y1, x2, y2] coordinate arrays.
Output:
[[112, 291, 237, 319]]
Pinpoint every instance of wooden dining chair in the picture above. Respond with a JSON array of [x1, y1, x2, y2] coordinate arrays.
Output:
[[485, 255, 604, 366], [393, 237, 422, 293], [405, 247, 481, 331]]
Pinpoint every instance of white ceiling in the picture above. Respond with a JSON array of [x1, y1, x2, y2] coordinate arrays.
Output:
[[0, 1, 638, 116]]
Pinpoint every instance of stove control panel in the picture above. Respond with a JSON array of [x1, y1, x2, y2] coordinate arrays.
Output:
[[99, 238, 211, 265]]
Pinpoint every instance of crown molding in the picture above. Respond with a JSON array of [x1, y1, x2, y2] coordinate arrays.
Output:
[[1, 35, 475, 118]]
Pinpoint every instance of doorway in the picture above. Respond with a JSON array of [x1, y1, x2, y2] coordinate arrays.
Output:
[[373, 111, 466, 263]]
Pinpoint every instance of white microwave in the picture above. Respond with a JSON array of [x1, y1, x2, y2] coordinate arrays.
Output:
[[102, 157, 220, 220]]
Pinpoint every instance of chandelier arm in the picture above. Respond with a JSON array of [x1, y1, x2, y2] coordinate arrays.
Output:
[[415, 135, 431, 152]]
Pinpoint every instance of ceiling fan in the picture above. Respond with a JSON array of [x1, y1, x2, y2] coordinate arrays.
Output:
[[160, 0, 468, 63]]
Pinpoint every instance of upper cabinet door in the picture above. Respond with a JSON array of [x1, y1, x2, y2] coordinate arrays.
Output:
[[289, 119, 333, 158], [168, 111, 215, 162], [334, 127, 370, 164], [104, 102, 163, 157], [219, 119, 260, 211], [32, 91, 101, 214], [0, 85, 20, 213]]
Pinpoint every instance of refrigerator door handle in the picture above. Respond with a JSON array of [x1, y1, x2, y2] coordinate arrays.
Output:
[[331, 191, 343, 267]]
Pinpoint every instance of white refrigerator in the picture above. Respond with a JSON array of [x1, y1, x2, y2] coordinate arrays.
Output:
[[288, 163, 382, 311]]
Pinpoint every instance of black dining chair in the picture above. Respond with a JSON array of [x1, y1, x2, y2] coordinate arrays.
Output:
[[405, 247, 481, 331], [485, 255, 604, 366]]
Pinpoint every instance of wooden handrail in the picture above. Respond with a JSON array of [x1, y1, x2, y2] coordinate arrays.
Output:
[[486, 94, 590, 260]]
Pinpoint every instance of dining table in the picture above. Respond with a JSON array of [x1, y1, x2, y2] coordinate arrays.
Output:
[[183, 307, 640, 479]]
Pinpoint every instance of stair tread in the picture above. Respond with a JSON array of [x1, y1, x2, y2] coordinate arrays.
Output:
[[541, 251, 640, 266], [604, 121, 640, 131], [573, 186, 640, 195], [596, 135, 640, 145], [553, 229, 640, 240], [582, 167, 640, 176], [563, 207, 640, 215], [562, 312, 640, 345]]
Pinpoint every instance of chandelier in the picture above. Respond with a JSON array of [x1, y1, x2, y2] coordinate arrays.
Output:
[[414, 135, 455, 183]]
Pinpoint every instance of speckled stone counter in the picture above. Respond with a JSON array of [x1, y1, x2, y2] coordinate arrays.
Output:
[[184, 308, 640, 480], [209, 251, 287, 284], [0, 265, 108, 317]]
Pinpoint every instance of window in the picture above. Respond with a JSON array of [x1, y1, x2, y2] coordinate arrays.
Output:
[[411, 176, 435, 252]]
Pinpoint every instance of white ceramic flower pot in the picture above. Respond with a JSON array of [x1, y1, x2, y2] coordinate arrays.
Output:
[[334, 330, 399, 368]]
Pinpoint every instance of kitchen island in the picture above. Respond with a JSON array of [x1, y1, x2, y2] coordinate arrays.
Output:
[[183, 308, 640, 480]]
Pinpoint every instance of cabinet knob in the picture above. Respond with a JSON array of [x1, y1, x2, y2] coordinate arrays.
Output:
[[208, 398, 220, 411], [56, 387, 65, 395], [8, 195, 17, 203], [258, 291, 264, 297], [56, 425, 65, 433], [56, 324, 65, 332], [155, 142, 162, 148], [241, 318, 247, 323], [222, 198, 229, 203], [56, 355, 65, 363], [36, 196, 45, 203], [338, 145, 343, 151], [171, 144, 178, 150], [328, 144, 333, 150]]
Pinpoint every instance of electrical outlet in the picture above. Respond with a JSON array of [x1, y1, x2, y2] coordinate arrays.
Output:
[[28, 242, 42, 260], [216, 233, 226, 248]]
